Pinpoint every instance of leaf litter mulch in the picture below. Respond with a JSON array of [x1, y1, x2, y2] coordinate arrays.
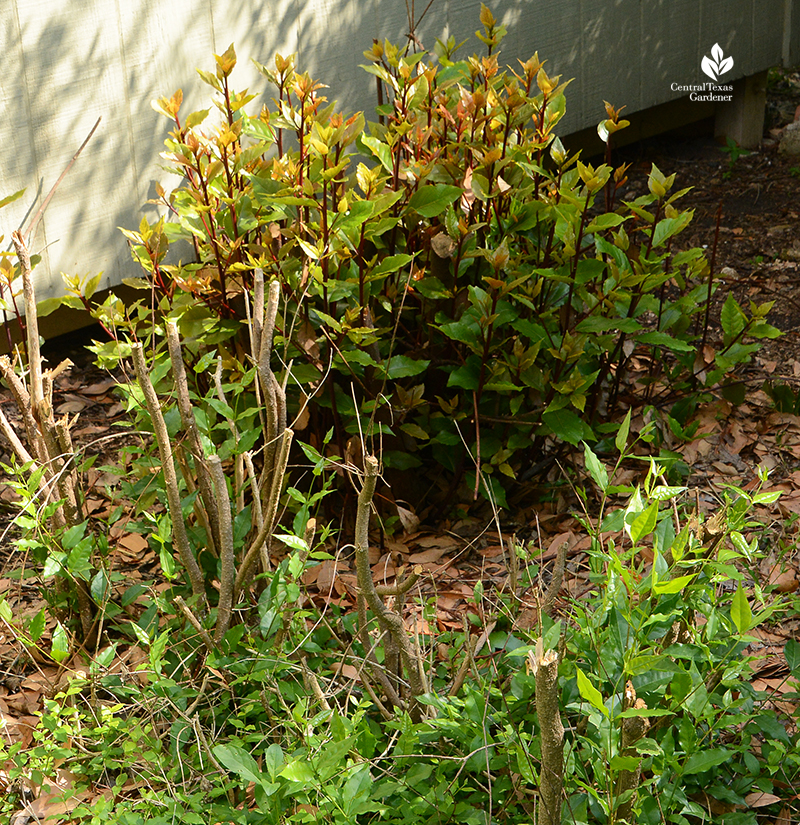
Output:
[[1, 69, 800, 821]]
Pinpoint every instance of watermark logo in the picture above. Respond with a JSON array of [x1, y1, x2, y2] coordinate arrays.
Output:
[[701, 44, 734, 82], [671, 43, 734, 101]]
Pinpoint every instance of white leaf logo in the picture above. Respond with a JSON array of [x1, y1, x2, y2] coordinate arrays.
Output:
[[701, 43, 734, 81]]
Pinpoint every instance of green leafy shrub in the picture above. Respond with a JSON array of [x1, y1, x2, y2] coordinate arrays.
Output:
[[89, 4, 773, 511]]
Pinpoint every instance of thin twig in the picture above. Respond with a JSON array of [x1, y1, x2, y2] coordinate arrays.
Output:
[[11, 232, 42, 411], [174, 595, 216, 652], [23, 117, 101, 242]]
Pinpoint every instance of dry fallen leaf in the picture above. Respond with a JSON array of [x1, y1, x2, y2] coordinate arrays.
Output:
[[744, 791, 782, 808], [409, 545, 450, 564], [768, 564, 800, 593], [55, 400, 88, 414], [81, 379, 119, 395], [117, 533, 149, 555], [397, 505, 420, 534], [331, 662, 359, 681]]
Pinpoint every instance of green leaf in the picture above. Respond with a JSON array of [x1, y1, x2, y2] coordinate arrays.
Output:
[[414, 276, 451, 299], [359, 135, 393, 172], [341, 350, 377, 367], [28, 608, 46, 642], [583, 442, 608, 492], [280, 759, 317, 783], [51, 622, 70, 663], [371, 253, 414, 278], [785, 638, 800, 674], [543, 408, 591, 447], [635, 331, 694, 352], [296, 236, 320, 260], [585, 213, 627, 234], [575, 316, 641, 334], [264, 743, 284, 781], [615, 409, 632, 453], [0, 188, 25, 210], [730, 531, 754, 558], [274, 533, 309, 552], [150, 629, 169, 670], [670, 526, 690, 564], [382, 450, 422, 470], [400, 422, 429, 440], [720, 293, 747, 344], [629, 501, 658, 544], [618, 707, 674, 719], [62, 521, 87, 550], [731, 582, 752, 633], [186, 109, 210, 128], [439, 317, 482, 349], [68, 542, 93, 581], [37, 297, 64, 318], [600, 509, 625, 532], [595, 236, 631, 272], [749, 320, 782, 339], [383, 355, 430, 378], [159, 545, 176, 579], [82, 272, 103, 300], [213, 744, 265, 786], [94, 644, 117, 669], [447, 360, 481, 390], [682, 748, 733, 775], [408, 184, 463, 218], [90, 570, 111, 604], [651, 212, 692, 248], [651, 485, 687, 500], [131, 622, 151, 647], [653, 573, 696, 594], [342, 764, 372, 813], [610, 755, 641, 772], [196, 68, 222, 91], [752, 490, 781, 505], [576, 669, 608, 717]]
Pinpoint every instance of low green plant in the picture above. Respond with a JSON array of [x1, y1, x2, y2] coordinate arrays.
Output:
[[558, 416, 789, 824], [0, 231, 112, 650], [765, 379, 800, 414], [4, 420, 796, 825], [720, 137, 751, 179]]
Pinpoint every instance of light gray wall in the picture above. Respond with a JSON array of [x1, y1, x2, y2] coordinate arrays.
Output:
[[0, 0, 792, 306]]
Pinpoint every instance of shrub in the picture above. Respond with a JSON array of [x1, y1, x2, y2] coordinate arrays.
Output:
[[60, 6, 776, 512]]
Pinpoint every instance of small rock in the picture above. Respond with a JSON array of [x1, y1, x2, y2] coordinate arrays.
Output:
[[779, 121, 800, 155], [719, 266, 737, 278]]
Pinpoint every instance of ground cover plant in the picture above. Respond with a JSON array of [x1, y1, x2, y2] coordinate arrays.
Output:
[[0, 6, 799, 825]]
